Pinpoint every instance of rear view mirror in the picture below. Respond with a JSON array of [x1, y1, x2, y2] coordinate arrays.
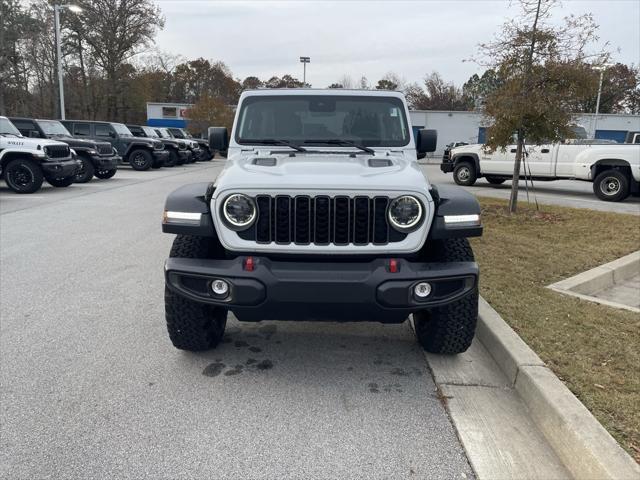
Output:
[[416, 129, 437, 154], [208, 127, 229, 154]]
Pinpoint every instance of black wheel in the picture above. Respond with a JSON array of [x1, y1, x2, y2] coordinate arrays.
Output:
[[485, 176, 505, 185], [166, 150, 179, 167], [413, 238, 478, 355], [3, 158, 44, 193], [165, 235, 228, 351], [128, 149, 153, 171], [453, 162, 477, 186], [593, 169, 630, 202], [94, 169, 117, 179], [47, 176, 74, 188], [74, 156, 95, 183]]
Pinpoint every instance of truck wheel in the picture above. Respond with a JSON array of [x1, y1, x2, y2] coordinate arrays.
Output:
[[129, 149, 153, 171], [47, 176, 74, 188], [485, 176, 505, 185], [94, 169, 117, 179], [74, 156, 95, 183], [165, 235, 228, 351], [413, 238, 478, 355], [453, 162, 477, 186], [593, 170, 630, 202], [3, 158, 44, 193]]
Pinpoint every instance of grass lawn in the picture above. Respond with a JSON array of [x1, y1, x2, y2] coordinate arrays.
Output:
[[470, 197, 640, 462]]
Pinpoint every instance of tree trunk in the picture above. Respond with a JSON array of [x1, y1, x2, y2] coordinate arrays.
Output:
[[509, 131, 525, 213]]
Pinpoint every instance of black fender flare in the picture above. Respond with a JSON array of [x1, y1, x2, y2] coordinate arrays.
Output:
[[590, 159, 632, 178], [428, 184, 483, 239], [124, 142, 154, 159], [451, 153, 481, 176], [162, 182, 216, 237]]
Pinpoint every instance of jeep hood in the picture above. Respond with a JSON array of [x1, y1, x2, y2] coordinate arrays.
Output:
[[214, 151, 430, 193]]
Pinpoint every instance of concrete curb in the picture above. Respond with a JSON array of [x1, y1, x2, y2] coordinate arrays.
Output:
[[547, 251, 640, 313], [476, 297, 640, 480]]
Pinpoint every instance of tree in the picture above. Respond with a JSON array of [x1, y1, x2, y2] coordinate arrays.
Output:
[[327, 83, 343, 89], [462, 69, 503, 110], [241, 76, 263, 91], [576, 63, 639, 114], [475, 0, 606, 212], [265, 74, 304, 88], [404, 72, 470, 110], [186, 95, 235, 134], [376, 79, 398, 91]]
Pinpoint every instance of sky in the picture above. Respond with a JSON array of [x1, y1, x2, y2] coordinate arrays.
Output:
[[152, 0, 640, 87]]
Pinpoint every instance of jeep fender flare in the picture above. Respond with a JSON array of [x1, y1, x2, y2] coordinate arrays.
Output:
[[0, 149, 43, 171], [428, 184, 483, 239], [162, 182, 217, 237], [124, 142, 154, 158], [450, 153, 481, 176]]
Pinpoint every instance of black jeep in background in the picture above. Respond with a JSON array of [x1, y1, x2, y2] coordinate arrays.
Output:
[[61, 120, 169, 171], [166, 127, 213, 161], [10, 117, 120, 182], [127, 124, 192, 167]]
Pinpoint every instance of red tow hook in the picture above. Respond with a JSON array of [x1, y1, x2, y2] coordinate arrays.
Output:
[[388, 258, 399, 273], [244, 256, 255, 272]]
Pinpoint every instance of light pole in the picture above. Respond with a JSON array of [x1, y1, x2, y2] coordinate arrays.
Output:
[[54, 4, 82, 120], [299, 56, 310, 86], [592, 63, 613, 139]]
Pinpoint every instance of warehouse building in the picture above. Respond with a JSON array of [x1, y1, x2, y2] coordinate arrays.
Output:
[[146, 102, 192, 128]]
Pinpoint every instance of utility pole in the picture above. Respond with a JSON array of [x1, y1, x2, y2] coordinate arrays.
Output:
[[299, 56, 310, 86], [592, 65, 611, 139], [53, 4, 82, 119]]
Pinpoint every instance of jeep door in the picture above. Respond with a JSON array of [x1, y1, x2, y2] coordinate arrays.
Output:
[[94, 123, 122, 154]]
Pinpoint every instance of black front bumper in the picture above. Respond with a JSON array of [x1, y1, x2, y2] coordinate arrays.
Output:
[[165, 256, 478, 323], [153, 150, 170, 165], [42, 158, 80, 178], [178, 150, 192, 162], [90, 154, 120, 170], [440, 161, 454, 173]]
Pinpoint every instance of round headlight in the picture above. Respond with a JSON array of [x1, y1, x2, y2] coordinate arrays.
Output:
[[222, 194, 256, 229], [388, 196, 423, 231]]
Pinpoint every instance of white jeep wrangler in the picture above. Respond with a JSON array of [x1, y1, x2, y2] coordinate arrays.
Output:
[[161, 89, 483, 355], [0, 116, 80, 193]]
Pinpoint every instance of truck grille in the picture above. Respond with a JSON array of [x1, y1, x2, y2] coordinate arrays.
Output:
[[44, 145, 70, 159], [96, 143, 113, 155], [239, 195, 407, 246], [154, 142, 164, 150]]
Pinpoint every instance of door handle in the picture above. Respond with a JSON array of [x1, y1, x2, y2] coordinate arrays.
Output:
[[510, 149, 517, 153], [541, 149, 550, 153]]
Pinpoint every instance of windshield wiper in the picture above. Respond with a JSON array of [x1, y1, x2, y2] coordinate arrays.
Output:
[[252, 139, 307, 152], [304, 139, 374, 154]]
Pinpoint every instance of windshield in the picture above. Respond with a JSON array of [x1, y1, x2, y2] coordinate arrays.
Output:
[[112, 123, 133, 136], [236, 95, 410, 148], [37, 120, 71, 136], [156, 128, 172, 139], [0, 118, 23, 137], [142, 126, 159, 138]]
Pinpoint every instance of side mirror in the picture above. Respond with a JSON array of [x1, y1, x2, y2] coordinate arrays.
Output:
[[29, 130, 40, 138], [208, 127, 229, 154], [416, 129, 437, 154]]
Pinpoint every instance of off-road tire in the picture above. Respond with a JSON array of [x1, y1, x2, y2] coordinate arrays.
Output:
[[74, 155, 95, 183], [4, 158, 44, 193], [46, 176, 74, 188], [128, 149, 153, 171], [95, 169, 117, 179], [413, 238, 478, 355], [485, 176, 505, 185], [453, 162, 477, 186], [593, 169, 630, 202], [165, 235, 228, 351], [166, 150, 179, 167]]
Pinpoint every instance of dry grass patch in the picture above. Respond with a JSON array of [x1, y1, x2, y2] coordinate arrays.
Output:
[[470, 197, 640, 461]]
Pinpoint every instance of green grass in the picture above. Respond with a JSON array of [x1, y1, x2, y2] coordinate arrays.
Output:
[[470, 197, 640, 462]]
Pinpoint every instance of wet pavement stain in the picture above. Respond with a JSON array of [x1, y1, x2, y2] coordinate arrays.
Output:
[[368, 382, 380, 393], [256, 359, 273, 370], [258, 324, 277, 339], [246, 358, 257, 365], [234, 340, 249, 348], [224, 365, 244, 376], [202, 362, 226, 377], [248, 346, 262, 353]]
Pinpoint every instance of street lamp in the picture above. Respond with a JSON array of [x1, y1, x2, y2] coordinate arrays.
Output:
[[592, 63, 613, 139], [54, 4, 82, 120], [299, 56, 310, 86]]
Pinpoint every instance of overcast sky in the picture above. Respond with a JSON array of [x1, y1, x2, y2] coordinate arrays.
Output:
[[153, 0, 640, 87]]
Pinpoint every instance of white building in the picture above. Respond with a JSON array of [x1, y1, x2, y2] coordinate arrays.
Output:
[[409, 110, 640, 156], [146, 102, 193, 129]]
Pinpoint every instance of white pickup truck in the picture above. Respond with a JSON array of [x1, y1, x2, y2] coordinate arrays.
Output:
[[441, 140, 640, 202]]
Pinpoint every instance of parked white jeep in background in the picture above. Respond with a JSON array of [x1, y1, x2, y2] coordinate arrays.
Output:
[[441, 137, 640, 201], [0, 116, 80, 193], [161, 89, 484, 355]]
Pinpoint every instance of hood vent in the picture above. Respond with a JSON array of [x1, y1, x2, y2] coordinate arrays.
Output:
[[253, 157, 277, 167], [368, 158, 393, 168]]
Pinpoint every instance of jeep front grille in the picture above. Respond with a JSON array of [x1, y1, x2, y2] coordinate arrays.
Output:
[[154, 142, 164, 150], [96, 143, 113, 155], [238, 195, 407, 246], [44, 145, 70, 159]]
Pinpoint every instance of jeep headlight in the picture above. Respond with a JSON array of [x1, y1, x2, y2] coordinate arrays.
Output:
[[222, 194, 256, 229], [388, 195, 423, 231]]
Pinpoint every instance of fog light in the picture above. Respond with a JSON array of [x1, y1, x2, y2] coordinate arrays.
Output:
[[414, 282, 432, 298], [211, 279, 229, 297]]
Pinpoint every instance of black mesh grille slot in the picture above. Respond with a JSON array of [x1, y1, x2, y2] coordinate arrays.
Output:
[[333, 196, 350, 245], [314, 196, 330, 244], [294, 196, 311, 244], [353, 197, 370, 245], [45, 145, 70, 158], [96, 143, 113, 155], [275, 196, 291, 243], [373, 197, 389, 244], [256, 195, 272, 243]]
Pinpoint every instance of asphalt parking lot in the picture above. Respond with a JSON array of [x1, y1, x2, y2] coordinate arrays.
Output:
[[0, 163, 474, 479]]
